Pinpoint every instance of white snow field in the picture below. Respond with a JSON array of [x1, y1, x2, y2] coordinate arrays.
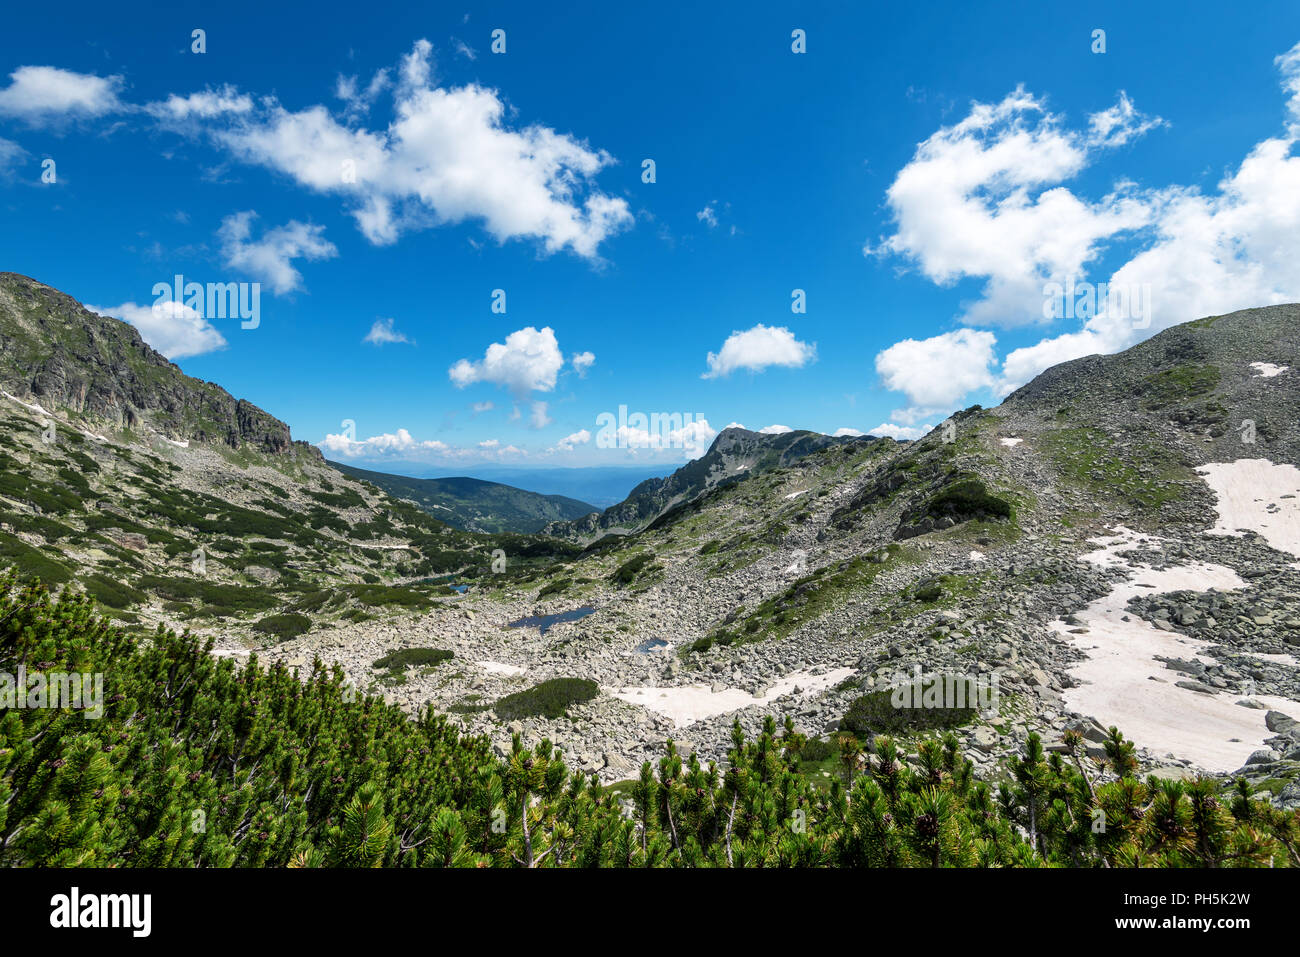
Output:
[[1059, 523, 1300, 771], [607, 667, 855, 728], [1249, 362, 1289, 377], [1197, 459, 1300, 559]]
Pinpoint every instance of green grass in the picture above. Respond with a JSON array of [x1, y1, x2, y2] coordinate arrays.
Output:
[[690, 546, 908, 651], [1040, 426, 1192, 511]]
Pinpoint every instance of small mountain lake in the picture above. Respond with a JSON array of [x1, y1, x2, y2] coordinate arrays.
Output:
[[508, 606, 596, 635], [634, 638, 669, 654], [414, 576, 469, 595]]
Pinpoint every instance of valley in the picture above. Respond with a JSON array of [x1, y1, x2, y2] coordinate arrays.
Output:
[[2, 273, 1299, 868]]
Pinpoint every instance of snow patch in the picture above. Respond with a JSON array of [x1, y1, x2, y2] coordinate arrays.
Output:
[[477, 660, 527, 676], [1058, 527, 1300, 771], [1, 390, 50, 416], [607, 667, 854, 728], [969, 550, 986, 562], [999, 437, 1023, 448], [1198, 459, 1300, 559], [1249, 362, 1289, 378]]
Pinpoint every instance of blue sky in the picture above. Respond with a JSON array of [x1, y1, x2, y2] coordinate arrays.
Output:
[[2, 1, 1299, 474]]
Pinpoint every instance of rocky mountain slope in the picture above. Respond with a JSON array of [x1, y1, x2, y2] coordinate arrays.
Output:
[[0, 272, 309, 456], [544, 426, 857, 541], [329, 461, 597, 534], [2, 280, 1298, 812]]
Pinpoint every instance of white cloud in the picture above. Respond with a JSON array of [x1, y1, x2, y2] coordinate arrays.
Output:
[[319, 427, 535, 463], [571, 350, 595, 377], [0, 66, 124, 122], [449, 326, 565, 395], [90, 300, 226, 360], [697, 203, 718, 228], [0, 136, 27, 178], [334, 69, 391, 117], [615, 417, 718, 457], [996, 42, 1300, 394], [470, 401, 494, 413], [529, 400, 552, 429], [874, 44, 1300, 404], [875, 328, 997, 408], [1086, 92, 1166, 148], [703, 324, 815, 378], [758, 424, 793, 434], [201, 40, 631, 258], [552, 428, 591, 452], [833, 427, 866, 437], [868, 422, 931, 440], [217, 211, 338, 294], [320, 428, 448, 457], [869, 86, 1157, 328], [364, 317, 411, 345], [889, 405, 948, 426], [147, 86, 253, 122]]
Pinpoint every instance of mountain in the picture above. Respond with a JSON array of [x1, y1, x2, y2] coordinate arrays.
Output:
[[543, 426, 861, 541], [413, 465, 676, 508], [328, 461, 598, 534], [2, 277, 1299, 819], [0, 274, 577, 642], [0, 273, 314, 458]]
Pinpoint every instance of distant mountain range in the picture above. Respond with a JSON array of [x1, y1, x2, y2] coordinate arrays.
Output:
[[329, 461, 598, 534], [399, 466, 677, 508], [543, 425, 860, 541]]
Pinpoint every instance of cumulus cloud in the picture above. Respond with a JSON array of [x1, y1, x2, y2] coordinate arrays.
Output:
[[571, 350, 595, 377], [1086, 92, 1166, 148], [147, 86, 253, 123], [449, 326, 566, 396], [470, 401, 494, 414], [869, 86, 1157, 329], [217, 211, 338, 294], [199, 40, 631, 257], [868, 422, 932, 441], [0, 136, 27, 178], [697, 203, 718, 228], [702, 324, 815, 378], [334, 69, 391, 118], [0, 66, 124, 122], [90, 300, 227, 360], [758, 424, 793, 434], [364, 317, 411, 345], [993, 42, 1300, 394], [529, 400, 552, 429], [873, 46, 1300, 406], [613, 417, 718, 457], [551, 428, 591, 452], [833, 427, 866, 437], [320, 428, 448, 458], [875, 328, 997, 408]]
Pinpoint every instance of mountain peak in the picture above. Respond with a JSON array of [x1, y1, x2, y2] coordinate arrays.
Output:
[[0, 273, 315, 459]]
